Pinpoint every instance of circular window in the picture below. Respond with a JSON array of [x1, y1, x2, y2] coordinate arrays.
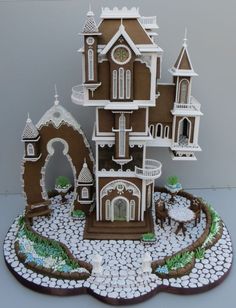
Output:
[[86, 37, 95, 45], [112, 45, 131, 65]]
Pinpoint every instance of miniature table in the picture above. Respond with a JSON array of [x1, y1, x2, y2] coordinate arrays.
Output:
[[168, 207, 195, 235]]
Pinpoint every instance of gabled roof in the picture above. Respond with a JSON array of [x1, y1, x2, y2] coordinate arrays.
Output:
[[170, 35, 198, 77], [82, 10, 99, 34], [100, 23, 141, 56], [22, 115, 39, 140], [78, 160, 93, 183]]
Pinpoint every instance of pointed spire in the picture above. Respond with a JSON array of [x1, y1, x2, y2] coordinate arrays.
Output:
[[83, 6, 98, 33], [54, 84, 59, 106], [119, 18, 125, 31], [183, 28, 188, 47], [78, 158, 93, 183], [22, 113, 39, 140]]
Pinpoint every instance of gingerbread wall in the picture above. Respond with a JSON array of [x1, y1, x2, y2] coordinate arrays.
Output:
[[23, 124, 94, 205]]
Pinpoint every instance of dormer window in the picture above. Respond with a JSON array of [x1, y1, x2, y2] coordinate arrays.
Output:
[[27, 143, 35, 156]]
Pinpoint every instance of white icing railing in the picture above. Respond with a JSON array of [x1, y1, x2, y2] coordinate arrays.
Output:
[[71, 84, 85, 104], [139, 16, 158, 29], [174, 97, 201, 111], [135, 159, 162, 180]]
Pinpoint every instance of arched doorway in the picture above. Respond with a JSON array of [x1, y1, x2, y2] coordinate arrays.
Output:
[[112, 197, 129, 222], [178, 117, 191, 145]]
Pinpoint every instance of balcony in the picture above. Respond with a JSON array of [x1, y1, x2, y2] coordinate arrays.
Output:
[[139, 16, 159, 29], [71, 84, 85, 105], [135, 159, 162, 180], [172, 97, 203, 116]]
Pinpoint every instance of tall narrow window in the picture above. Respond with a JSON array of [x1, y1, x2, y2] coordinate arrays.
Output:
[[130, 200, 135, 220], [82, 187, 89, 199], [156, 123, 163, 138], [88, 49, 94, 81], [105, 200, 111, 220], [119, 113, 126, 157], [164, 126, 169, 138], [150, 124, 154, 137], [27, 143, 34, 156], [147, 186, 152, 208], [119, 68, 124, 99], [113, 70, 117, 99], [126, 70, 131, 99], [179, 79, 189, 103]]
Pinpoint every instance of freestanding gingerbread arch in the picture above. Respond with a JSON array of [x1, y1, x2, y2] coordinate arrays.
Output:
[[21, 97, 95, 209]]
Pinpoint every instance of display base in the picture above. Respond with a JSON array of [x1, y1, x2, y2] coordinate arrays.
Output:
[[4, 189, 233, 305]]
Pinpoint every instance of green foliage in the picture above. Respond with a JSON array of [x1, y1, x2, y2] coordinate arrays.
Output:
[[55, 176, 71, 189], [167, 176, 179, 186], [165, 251, 194, 271], [202, 204, 221, 248], [194, 247, 205, 260], [17, 220, 80, 270], [72, 210, 85, 218], [142, 232, 156, 241], [18, 216, 25, 227]]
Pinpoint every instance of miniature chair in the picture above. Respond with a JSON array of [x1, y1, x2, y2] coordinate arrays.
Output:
[[25, 200, 51, 225], [189, 198, 201, 226], [155, 200, 170, 228]]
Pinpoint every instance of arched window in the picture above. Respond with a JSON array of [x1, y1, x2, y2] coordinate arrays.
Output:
[[126, 70, 131, 99], [149, 124, 155, 137], [88, 49, 94, 81], [81, 187, 89, 199], [178, 117, 191, 145], [119, 68, 124, 99], [179, 79, 189, 103], [105, 200, 111, 220], [130, 200, 135, 220], [119, 113, 126, 157], [155, 123, 163, 138], [164, 126, 170, 139], [112, 70, 117, 99], [27, 143, 35, 156]]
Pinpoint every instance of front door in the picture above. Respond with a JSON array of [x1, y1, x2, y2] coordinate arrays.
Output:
[[113, 198, 128, 221]]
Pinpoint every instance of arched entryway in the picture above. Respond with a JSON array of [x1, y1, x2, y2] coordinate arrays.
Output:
[[112, 197, 129, 222]]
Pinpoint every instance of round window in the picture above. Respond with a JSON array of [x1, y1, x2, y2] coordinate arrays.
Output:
[[112, 45, 131, 65], [86, 37, 95, 45]]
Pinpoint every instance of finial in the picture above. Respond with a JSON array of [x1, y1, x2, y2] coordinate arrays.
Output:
[[83, 157, 87, 167], [87, 4, 94, 16], [54, 84, 59, 105], [183, 27, 188, 47], [26, 112, 31, 123], [119, 18, 125, 30]]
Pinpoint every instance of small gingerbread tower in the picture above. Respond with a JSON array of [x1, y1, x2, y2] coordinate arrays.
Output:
[[77, 159, 94, 205], [21, 114, 41, 161]]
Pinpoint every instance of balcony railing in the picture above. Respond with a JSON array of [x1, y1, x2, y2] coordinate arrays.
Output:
[[135, 159, 162, 180], [139, 16, 159, 29], [173, 97, 201, 112], [71, 84, 85, 105]]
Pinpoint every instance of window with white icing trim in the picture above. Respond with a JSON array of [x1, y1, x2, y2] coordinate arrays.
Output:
[[119, 113, 126, 158], [81, 187, 89, 199], [179, 79, 189, 103], [155, 123, 163, 138], [112, 70, 117, 99], [126, 70, 131, 99], [130, 200, 135, 220], [27, 143, 35, 156], [105, 200, 111, 220], [88, 49, 94, 81], [164, 126, 169, 138], [118, 67, 124, 99]]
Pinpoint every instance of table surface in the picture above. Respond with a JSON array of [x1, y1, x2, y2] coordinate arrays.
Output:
[[1, 188, 235, 308], [168, 207, 195, 222]]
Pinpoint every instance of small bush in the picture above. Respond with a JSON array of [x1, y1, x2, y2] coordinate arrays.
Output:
[[142, 232, 156, 241], [194, 247, 205, 260], [55, 176, 71, 189], [167, 176, 179, 186], [72, 209, 85, 218]]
